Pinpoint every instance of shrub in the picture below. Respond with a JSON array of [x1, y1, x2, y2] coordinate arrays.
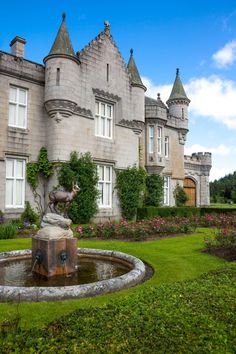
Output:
[[144, 174, 163, 207], [174, 184, 188, 206], [58, 152, 99, 224], [116, 166, 146, 220], [20, 201, 39, 225], [205, 228, 236, 250], [0, 210, 4, 224], [0, 223, 17, 239], [137, 206, 200, 220]]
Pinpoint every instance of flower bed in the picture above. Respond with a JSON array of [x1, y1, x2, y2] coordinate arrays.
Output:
[[75, 216, 196, 240]]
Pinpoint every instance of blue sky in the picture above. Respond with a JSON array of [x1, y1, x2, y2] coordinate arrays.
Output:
[[1, 0, 236, 181]]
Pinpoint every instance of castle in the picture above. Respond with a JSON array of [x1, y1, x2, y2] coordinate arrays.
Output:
[[0, 15, 212, 220]]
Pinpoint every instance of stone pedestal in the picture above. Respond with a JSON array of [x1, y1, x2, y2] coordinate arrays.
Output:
[[31, 213, 77, 278], [32, 237, 77, 277]]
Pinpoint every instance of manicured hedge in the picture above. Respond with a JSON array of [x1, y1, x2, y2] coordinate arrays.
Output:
[[200, 207, 236, 215], [137, 206, 236, 220], [137, 206, 200, 220]]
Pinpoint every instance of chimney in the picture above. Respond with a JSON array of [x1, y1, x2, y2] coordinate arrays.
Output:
[[10, 36, 26, 57]]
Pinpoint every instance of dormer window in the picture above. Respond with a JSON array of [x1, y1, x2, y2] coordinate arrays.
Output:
[[95, 101, 113, 139]]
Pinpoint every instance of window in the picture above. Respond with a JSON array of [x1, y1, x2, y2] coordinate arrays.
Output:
[[149, 126, 154, 153], [163, 176, 170, 206], [97, 165, 112, 207], [5, 158, 25, 208], [164, 136, 169, 158], [9, 86, 27, 128], [95, 101, 113, 138], [157, 127, 162, 154]]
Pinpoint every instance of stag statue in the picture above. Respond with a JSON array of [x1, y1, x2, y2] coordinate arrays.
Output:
[[48, 184, 80, 217]]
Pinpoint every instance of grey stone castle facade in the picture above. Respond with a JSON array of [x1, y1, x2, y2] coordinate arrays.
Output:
[[0, 16, 211, 220]]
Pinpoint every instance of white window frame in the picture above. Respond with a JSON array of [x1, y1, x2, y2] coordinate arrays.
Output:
[[164, 136, 169, 158], [157, 126, 162, 155], [149, 126, 154, 154], [5, 157, 26, 208], [9, 86, 28, 129], [163, 176, 170, 206], [95, 101, 113, 139], [97, 165, 112, 208]]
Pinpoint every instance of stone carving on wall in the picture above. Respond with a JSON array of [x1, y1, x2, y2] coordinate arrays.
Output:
[[44, 99, 92, 122], [118, 119, 144, 135], [92, 88, 121, 102]]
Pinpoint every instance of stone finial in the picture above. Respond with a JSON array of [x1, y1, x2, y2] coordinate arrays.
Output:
[[157, 93, 161, 100], [62, 12, 66, 21], [130, 48, 133, 56], [104, 20, 110, 35], [176, 68, 179, 76]]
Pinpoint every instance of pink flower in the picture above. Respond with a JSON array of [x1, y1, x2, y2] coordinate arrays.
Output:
[[223, 229, 227, 236]]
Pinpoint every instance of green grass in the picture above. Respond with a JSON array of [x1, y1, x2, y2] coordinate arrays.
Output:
[[0, 229, 235, 353], [0, 228, 232, 329], [210, 203, 236, 208]]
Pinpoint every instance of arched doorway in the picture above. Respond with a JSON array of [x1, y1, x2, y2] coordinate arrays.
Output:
[[184, 178, 196, 206]]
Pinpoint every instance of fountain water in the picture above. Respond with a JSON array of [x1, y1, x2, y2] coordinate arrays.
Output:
[[0, 190, 148, 302]]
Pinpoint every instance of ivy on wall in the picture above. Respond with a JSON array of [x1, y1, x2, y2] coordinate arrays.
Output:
[[116, 166, 146, 220], [58, 151, 99, 224], [145, 174, 164, 207], [26, 147, 53, 216]]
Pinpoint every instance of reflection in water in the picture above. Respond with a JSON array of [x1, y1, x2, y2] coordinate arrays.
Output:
[[0, 257, 130, 287]]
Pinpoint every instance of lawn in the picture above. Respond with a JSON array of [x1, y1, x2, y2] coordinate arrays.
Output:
[[0, 228, 235, 353]]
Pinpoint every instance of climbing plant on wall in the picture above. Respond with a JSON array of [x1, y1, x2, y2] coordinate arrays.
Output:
[[26, 147, 53, 216], [58, 151, 99, 224], [116, 166, 146, 220], [145, 174, 164, 207]]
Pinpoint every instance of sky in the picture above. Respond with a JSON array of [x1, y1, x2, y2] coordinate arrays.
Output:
[[1, 0, 236, 182]]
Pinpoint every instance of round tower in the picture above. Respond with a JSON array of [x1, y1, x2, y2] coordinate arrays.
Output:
[[43, 13, 80, 120], [166, 68, 190, 130], [127, 48, 146, 123]]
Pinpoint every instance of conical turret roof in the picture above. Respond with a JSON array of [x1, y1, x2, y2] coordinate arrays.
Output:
[[127, 49, 146, 90], [44, 13, 79, 63], [167, 68, 190, 103]]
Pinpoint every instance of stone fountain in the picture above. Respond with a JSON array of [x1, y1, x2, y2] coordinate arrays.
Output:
[[31, 213, 77, 277], [0, 187, 149, 302]]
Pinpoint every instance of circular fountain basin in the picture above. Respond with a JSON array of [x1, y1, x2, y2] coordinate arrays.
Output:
[[0, 248, 146, 302]]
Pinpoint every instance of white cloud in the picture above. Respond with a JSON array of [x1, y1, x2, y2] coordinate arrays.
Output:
[[184, 144, 233, 156], [212, 40, 236, 68], [142, 75, 236, 130], [142, 77, 171, 102], [186, 76, 236, 129]]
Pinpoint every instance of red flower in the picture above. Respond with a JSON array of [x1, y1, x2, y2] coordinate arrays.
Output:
[[223, 229, 227, 236]]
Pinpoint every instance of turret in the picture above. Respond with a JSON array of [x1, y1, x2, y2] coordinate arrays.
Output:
[[43, 13, 80, 120], [127, 49, 146, 123], [166, 68, 190, 131]]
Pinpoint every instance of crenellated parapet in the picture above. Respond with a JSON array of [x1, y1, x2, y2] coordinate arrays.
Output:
[[184, 152, 212, 176]]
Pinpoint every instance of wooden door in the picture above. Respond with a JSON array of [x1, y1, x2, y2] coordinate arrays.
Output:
[[184, 178, 196, 206]]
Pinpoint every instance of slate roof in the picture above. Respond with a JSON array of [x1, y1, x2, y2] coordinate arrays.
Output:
[[127, 49, 146, 90], [47, 14, 76, 58], [145, 94, 167, 109], [167, 68, 190, 102]]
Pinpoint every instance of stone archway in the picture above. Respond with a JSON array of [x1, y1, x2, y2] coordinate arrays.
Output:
[[184, 177, 196, 206]]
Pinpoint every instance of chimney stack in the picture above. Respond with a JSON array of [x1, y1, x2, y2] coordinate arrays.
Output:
[[10, 36, 26, 57]]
